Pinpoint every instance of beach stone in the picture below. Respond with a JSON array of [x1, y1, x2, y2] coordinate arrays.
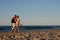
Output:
[[8, 36, 11, 38], [57, 34, 60, 38], [33, 37, 40, 40], [32, 35, 40, 40], [20, 35, 25, 38], [48, 38, 54, 40], [25, 33, 29, 37], [15, 38, 20, 40], [40, 39, 46, 40], [24, 32, 30, 40], [0, 38, 2, 40], [11, 35, 15, 38], [9, 38, 15, 40], [8, 35, 15, 40], [15, 35, 20, 39]]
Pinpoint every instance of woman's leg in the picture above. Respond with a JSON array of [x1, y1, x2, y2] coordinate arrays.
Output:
[[15, 23, 20, 32]]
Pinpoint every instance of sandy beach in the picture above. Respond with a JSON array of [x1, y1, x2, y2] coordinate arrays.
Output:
[[0, 30, 60, 40]]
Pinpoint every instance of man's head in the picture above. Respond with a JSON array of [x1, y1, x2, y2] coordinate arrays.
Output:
[[14, 15, 17, 17]]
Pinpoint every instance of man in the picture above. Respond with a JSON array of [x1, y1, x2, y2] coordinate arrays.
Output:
[[11, 15, 17, 32]]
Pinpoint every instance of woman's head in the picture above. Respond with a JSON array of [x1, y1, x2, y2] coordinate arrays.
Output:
[[17, 16, 19, 18]]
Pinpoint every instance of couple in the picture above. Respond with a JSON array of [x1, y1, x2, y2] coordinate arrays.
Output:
[[11, 15, 20, 32]]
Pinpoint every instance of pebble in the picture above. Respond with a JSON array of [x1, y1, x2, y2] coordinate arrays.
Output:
[[0, 30, 60, 40]]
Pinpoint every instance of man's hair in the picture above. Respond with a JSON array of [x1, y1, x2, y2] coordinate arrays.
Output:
[[14, 15, 17, 16]]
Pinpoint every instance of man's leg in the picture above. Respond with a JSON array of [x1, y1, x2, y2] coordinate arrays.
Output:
[[11, 23, 15, 32]]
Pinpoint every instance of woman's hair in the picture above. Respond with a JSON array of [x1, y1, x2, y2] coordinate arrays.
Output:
[[17, 16, 19, 18]]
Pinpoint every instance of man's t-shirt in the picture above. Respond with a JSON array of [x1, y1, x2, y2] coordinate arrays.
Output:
[[11, 18, 16, 23]]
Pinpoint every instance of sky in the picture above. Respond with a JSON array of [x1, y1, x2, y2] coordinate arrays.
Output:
[[0, 0, 60, 25]]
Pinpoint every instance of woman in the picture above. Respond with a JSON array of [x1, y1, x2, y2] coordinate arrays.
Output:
[[15, 16, 20, 32]]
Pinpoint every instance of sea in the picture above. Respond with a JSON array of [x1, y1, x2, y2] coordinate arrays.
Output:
[[0, 25, 60, 32]]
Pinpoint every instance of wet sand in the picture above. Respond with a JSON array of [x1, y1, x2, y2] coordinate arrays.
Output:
[[0, 30, 60, 40]]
